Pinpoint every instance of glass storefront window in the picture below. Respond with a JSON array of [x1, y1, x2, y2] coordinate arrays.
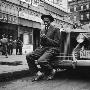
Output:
[[23, 33, 30, 45]]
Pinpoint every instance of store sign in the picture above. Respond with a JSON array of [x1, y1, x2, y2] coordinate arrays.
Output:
[[20, 0, 40, 7], [7, 15, 18, 24], [80, 50, 90, 59], [12, 16, 18, 24], [19, 11, 42, 23], [0, 13, 7, 22], [0, 12, 18, 24]]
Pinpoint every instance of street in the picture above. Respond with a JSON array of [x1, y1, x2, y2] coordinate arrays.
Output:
[[0, 70, 90, 90]]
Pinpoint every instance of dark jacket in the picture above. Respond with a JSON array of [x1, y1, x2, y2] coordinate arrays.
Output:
[[8, 39, 13, 46], [16, 39, 23, 47], [40, 25, 61, 47]]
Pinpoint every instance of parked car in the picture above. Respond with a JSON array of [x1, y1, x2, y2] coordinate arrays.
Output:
[[51, 29, 90, 70]]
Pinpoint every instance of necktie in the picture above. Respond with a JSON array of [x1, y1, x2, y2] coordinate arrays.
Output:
[[45, 27, 48, 35]]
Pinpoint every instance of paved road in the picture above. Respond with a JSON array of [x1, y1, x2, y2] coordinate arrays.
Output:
[[0, 54, 29, 74], [0, 70, 90, 90]]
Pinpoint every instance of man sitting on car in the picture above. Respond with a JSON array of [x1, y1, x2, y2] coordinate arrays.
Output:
[[26, 14, 61, 81]]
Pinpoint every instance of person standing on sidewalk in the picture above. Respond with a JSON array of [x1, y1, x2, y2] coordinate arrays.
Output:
[[1, 34, 8, 58], [16, 37, 23, 55], [8, 36, 14, 55], [26, 14, 61, 81]]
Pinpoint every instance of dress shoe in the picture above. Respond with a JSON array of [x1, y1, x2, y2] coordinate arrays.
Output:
[[46, 69, 56, 80], [32, 71, 44, 82]]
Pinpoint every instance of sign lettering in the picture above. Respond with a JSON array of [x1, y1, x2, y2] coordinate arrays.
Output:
[[80, 50, 90, 58]]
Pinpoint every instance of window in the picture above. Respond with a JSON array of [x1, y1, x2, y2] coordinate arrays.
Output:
[[86, 13, 89, 19], [81, 5, 83, 10], [74, 16, 76, 21], [74, 6, 76, 11], [81, 15, 83, 20], [86, 4, 89, 9]]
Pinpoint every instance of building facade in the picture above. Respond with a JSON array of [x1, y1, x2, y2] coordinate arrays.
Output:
[[69, 0, 90, 25], [42, 0, 73, 32], [0, 0, 73, 52]]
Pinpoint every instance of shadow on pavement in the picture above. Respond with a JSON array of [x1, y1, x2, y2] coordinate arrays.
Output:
[[0, 61, 22, 66], [55, 69, 90, 82]]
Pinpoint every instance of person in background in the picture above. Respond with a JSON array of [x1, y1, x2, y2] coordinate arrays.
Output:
[[16, 37, 23, 55], [8, 36, 14, 55], [26, 14, 61, 81], [1, 34, 8, 58]]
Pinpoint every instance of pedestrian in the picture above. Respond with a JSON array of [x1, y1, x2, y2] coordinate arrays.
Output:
[[1, 34, 8, 58], [26, 14, 61, 81], [8, 36, 14, 55], [16, 37, 23, 55]]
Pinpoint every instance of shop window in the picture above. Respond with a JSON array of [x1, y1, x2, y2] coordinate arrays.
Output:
[[29, 33, 32, 44], [81, 15, 83, 20]]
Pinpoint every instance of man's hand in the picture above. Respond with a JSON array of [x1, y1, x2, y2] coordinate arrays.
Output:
[[40, 34, 47, 39], [40, 34, 48, 46]]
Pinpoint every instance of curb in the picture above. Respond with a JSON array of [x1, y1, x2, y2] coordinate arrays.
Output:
[[0, 69, 32, 82]]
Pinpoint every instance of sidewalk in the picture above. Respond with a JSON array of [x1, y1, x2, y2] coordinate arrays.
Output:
[[0, 54, 31, 82]]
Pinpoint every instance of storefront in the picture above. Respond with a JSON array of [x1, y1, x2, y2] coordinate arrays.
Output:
[[0, 12, 41, 53], [0, 12, 18, 40]]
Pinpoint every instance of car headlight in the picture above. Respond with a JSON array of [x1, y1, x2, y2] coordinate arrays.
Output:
[[77, 38, 84, 43]]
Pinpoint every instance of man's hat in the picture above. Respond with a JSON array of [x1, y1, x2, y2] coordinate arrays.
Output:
[[41, 14, 54, 22]]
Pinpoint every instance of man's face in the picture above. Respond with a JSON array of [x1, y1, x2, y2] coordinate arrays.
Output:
[[43, 17, 51, 27]]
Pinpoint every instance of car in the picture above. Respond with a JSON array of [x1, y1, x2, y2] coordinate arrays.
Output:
[[51, 28, 90, 71]]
